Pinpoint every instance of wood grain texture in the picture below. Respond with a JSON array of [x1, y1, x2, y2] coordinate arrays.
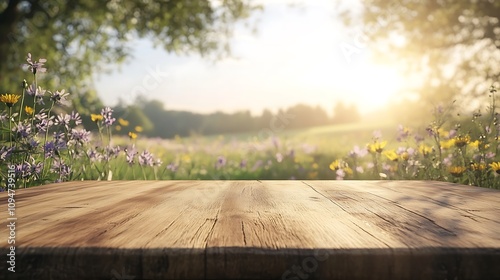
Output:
[[0, 180, 499, 279]]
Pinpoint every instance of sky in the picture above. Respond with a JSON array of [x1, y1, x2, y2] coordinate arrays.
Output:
[[94, 0, 408, 116]]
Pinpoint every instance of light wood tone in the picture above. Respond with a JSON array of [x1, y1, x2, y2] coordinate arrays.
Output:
[[1, 180, 499, 279]]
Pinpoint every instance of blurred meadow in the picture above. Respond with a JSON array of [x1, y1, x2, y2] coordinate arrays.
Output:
[[0, 0, 499, 188]]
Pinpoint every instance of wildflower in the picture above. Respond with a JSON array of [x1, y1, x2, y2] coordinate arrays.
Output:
[[368, 141, 387, 154], [55, 113, 71, 129], [215, 156, 227, 169], [13, 122, 32, 138], [0, 112, 7, 122], [50, 89, 70, 105], [336, 169, 346, 180], [166, 162, 179, 172], [485, 152, 496, 159], [70, 111, 82, 126], [104, 146, 121, 161], [440, 139, 455, 150], [24, 53, 47, 74], [35, 114, 54, 134], [138, 150, 154, 167], [91, 113, 103, 122], [468, 140, 479, 149], [115, 125, 122, 131], [329, 159, 342, 170], [125, 147, 137, 165], [454, 135, 470, 148], [118, 118, 129, 126], [0, 146, 14, 160], [442, 154, 453, 167], [355, 166, 364, 173], [135, 126, 143, 132], [27, 84, 46, 104], [128, 132, 137, 139], [348, 145, 368, 158], [469, 162, 486, 172], [50, 159, 72, 180], [0, 94, 21, 107], [396, 125, 411, 141], [276, 153, 283, 163], [448, 166, 467, 177], [419, 144, 433, 157], [69, 129, 91, 146], [489, 162, 500, 174], [240, 159, 247, 168], [383, 150, 399, 162], [101, 107, 116, 126], [25, 106, 34, 115], [414, 134, 425, 143], [87, 149, 103, 162]]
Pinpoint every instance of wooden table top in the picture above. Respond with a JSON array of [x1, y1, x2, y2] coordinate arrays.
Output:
[[1, 180, 499, 279]]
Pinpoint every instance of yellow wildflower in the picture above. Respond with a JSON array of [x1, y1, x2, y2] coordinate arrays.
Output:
[[468, 140, 479, 149], [454, 135, 470, 148], [115, 125, 122, 131], [91, 114, 103, 122], [400, 152, 410, 161], [135, 126, 143, 132], [0, 94, 21, 107], [24, 106, 34, 115], [128, 132, 137, 139], [118, 118, 129, 126], [419, 144, 433, 157], [440, 139, 455, 150], [383, 150, 399, 162], [448, 166, 467, 177], [312, 163, 319, 169], [489, 162, 500, 174], [329, 160, 342, 171], [368, 141, 387, 154], [470, 162, 486, 172]]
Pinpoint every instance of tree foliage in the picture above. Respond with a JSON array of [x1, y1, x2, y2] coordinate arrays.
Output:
[[339, 0, 500, 105], [0, 0, 260, 113]]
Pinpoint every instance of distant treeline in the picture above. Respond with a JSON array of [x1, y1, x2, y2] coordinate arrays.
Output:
[[82, 99, 361, 138]]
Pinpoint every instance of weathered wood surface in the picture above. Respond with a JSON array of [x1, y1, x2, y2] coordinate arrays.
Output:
[[1, 180, 499, 279]]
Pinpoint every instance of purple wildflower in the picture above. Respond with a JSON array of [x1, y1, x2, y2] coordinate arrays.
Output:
[[70, 111, 82, 126], [414, 134, 425, 143], [125, 147, 137, 165], [27, 84, 46, 105], [0, 112, 7, 122], [166, 162, 179, 172], [104, 145, 121, 161], [0, 146, 14, 160], [349, 145, 368, 158], [87, 149, 103, 162], [373, 130, 382, 140], [55, 113, 71, 129], [215, 156, 227, 169], [336, 169, 345, 180], [486, 152, 496, 159], [69, 129, 91, 146], [396, 125, 410, 142], [50, 89, 70, 106], [50, 159, 71, 180], [239, 159, 247, 168], [101, 107, 116, 126], [138, 150, 154, 167], [13, 122, 32, 138], [24, 53, 47, 74]]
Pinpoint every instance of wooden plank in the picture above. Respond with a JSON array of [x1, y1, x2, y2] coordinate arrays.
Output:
[[0, 180, 499, 279]]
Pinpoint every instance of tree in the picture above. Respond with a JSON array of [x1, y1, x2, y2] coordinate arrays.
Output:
[[338, 0, 500, 106], [332, 102, 360, 124], [0, 0, 260, 112]]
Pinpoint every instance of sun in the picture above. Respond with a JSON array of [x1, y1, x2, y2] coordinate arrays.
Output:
[[337, 63, 406, 113]]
